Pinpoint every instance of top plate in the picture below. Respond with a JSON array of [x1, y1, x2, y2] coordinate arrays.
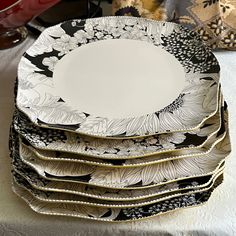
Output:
[[17, 16, 220, 138]]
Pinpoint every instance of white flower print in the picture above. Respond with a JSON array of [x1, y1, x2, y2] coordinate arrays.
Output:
[[18, 58, 51, 88], [95, 32, 104, 39], [109, 27, 125, 37], [74, 30, 94, 44], [15, 101, 222, 160], [104, 35, 114, 40], [84, 22, 96, 32], [42, 57, 59, 71], [20, 133, 229, 189], [121, 27, 148, 41], [87, 141, 118, 155], [26, 33, 54, 57], [158, 133, 186, 149], [94, 21, 110, 31], [145, 137, 158, 145], [155, 85, 217, 134], [17, 17, 220, 138], [124, 25, 133, 32], [52, 34, 78, 56]]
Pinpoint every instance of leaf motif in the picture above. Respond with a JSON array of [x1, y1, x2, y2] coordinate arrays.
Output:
[[159, 161, 177, 180], [26, 33, 54, 56], [176, 158, 205, 177], [46, 25, 66, 38], [21, 145, 95, 177], [141, 165, 158, 185], [146, 113, 160, 133], [106, 118, 132, 135], [20, 143, 33, 158], [120, 168, 142, 186], [47, 180, 87, 192], [79, 117, 108, 134], [43, 161, 94, 177], [18, 57, 49, 85], [89, 169, 123, 187], [89, 168, 142, 188], [36, 102, 86, 125], [126, 115, 147, 136]]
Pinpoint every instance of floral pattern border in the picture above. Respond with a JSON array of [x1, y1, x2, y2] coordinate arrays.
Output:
[[12, 127, 229, 189], [12, 175, 223, 222], [13, 100, 222, 159], [17, 16, 220, 137], [13, 171, 223, 208]]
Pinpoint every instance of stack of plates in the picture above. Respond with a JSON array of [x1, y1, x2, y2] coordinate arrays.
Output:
[[9, 16, 231, 222]]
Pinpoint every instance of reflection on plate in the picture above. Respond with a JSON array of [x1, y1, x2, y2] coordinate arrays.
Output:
[[17, 16, 220, 138]]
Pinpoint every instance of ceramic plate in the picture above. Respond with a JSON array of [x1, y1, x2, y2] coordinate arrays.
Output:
[[21, 132, 224, 168], [13, 129, 230, 189], [13, 170, 223, 208], [16, 16, 220, 138], [13, 95, 223, 159], [19, 101, 227, 167], [12, 174, 223, 222], [12, 164, 224, 202], [9, 129, 226, 201]]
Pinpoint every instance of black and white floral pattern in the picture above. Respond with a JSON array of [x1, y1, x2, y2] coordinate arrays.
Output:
[[13, 171, 220, 208], [13, 100, 223, 159], [12, 174, 223, 221], [11, 128, 224, 202], [17, 16, 220, 137], [161, 26, 220, 73], [14, 128, 229, 189], [9, 127, 226, 221], [12, 150, 223, 202]]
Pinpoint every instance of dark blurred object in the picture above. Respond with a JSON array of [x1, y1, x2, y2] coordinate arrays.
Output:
[[36, 0, 102, 27], [0, 0, 60, 50]]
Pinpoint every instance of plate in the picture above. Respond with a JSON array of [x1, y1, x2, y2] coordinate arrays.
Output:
[[13, 170, 223, 208], [9, 129, 226, 201], [22, 132, 224, 167], [16, 16, 220, 138], [12, 164, 224, 202], [12, 174, 223, 222], [13, 94, 223, 159], [14, 129, 230, 189], [19, 100, 227, 167]]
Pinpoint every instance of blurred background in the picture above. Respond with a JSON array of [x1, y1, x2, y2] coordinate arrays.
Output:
[[0, 0, 112, 49], [36, 0, 112, 26]]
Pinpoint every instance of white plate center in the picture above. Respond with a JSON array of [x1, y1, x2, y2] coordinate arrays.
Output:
[[53, 39, 186, 119]]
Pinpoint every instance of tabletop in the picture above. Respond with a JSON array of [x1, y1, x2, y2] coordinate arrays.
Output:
[[0, 36, 236, 236]]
